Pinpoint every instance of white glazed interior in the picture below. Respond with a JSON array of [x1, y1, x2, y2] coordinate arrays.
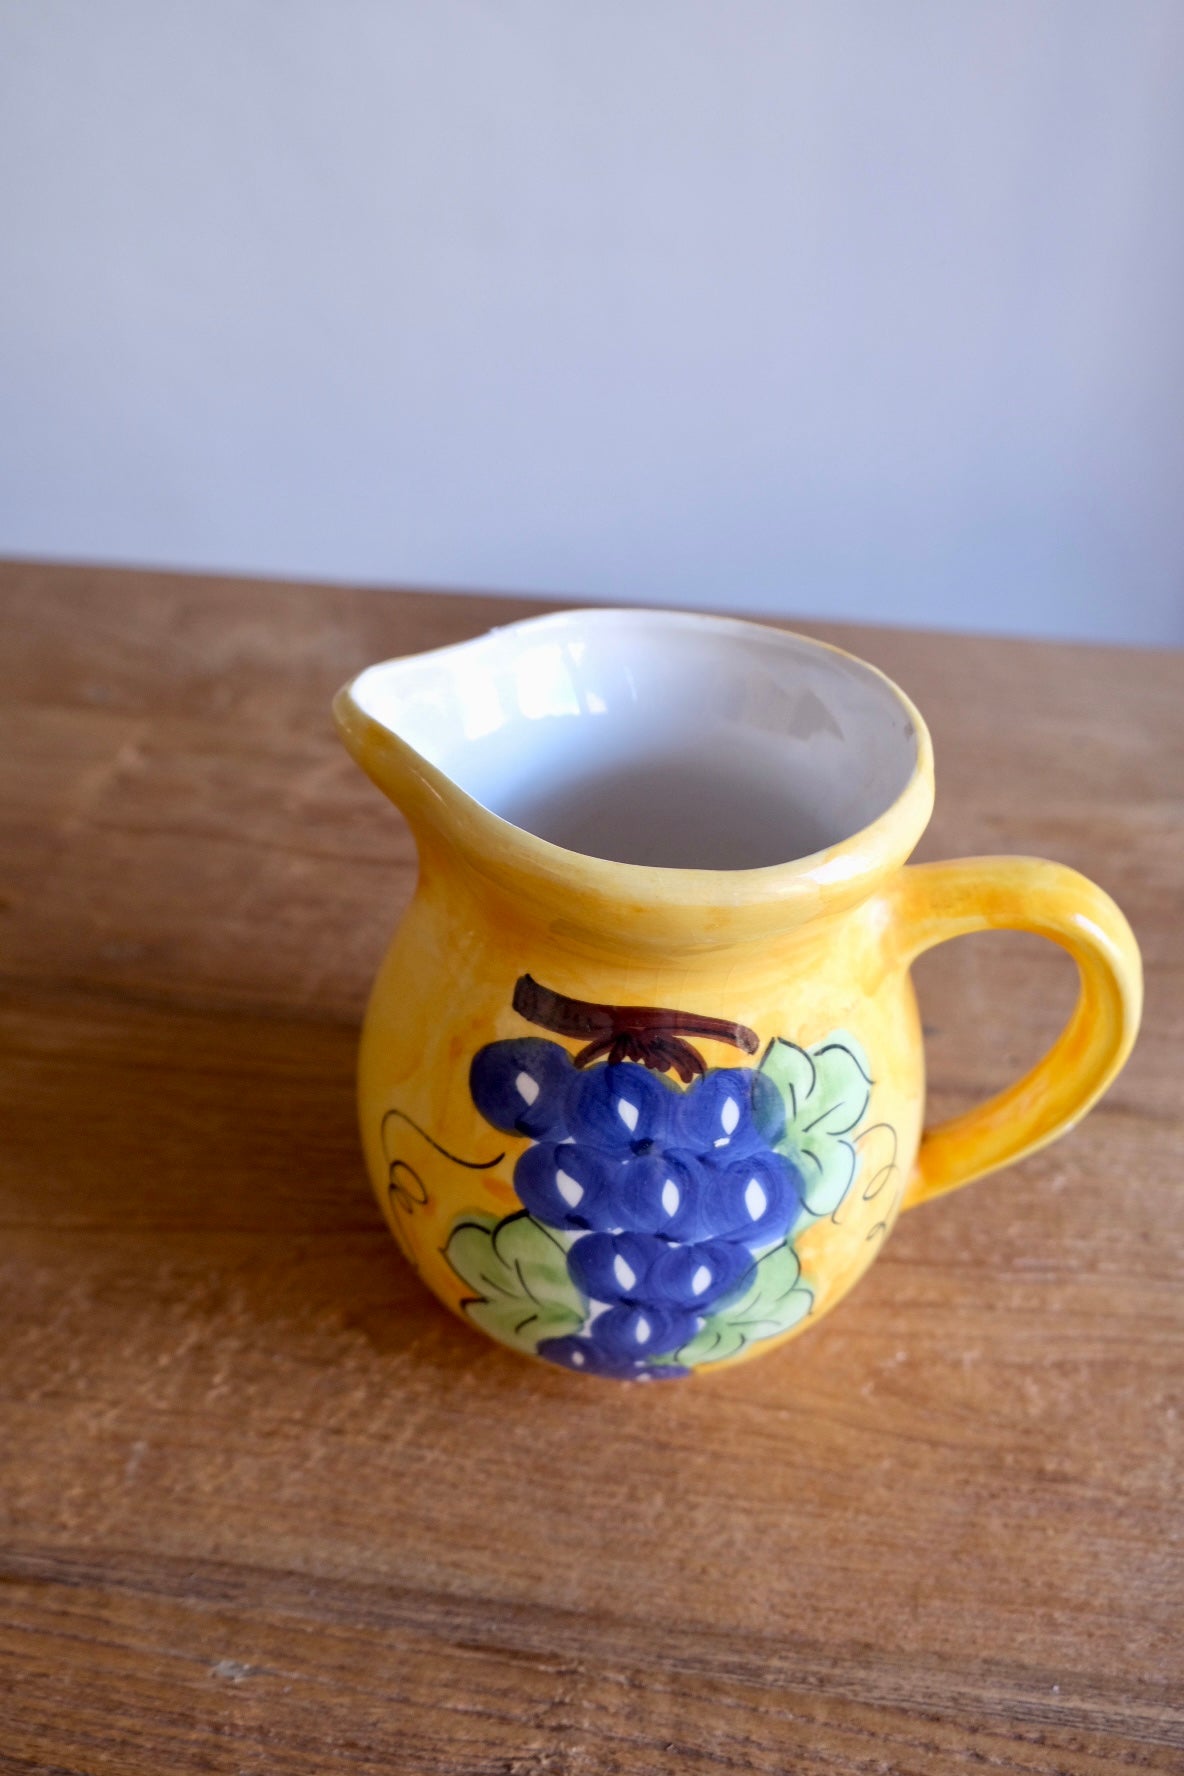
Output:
[[350, 609, 920, 872]]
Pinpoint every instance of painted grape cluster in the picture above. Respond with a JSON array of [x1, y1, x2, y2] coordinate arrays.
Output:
[[470, 1038, 806, 1378]]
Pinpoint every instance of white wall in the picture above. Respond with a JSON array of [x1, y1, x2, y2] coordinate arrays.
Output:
[[2, 1, 1181, 644]]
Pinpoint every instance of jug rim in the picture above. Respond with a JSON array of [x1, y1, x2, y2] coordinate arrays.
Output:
[[334, 606, 935, 947]]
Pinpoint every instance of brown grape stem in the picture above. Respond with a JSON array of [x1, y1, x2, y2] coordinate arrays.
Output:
[[511, 974, 758, 1081]]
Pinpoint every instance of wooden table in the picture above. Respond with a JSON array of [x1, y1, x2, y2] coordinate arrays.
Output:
[[2, 561, 1181, 1774]]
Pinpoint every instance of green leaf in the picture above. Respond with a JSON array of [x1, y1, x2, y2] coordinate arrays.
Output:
[[760, 1032, 872, 1217], [798, 1039, 872, 1135], [445, 1211, 586, 1354], [757, 1038, 819, 1124], [665, 1242, 813, 1367]]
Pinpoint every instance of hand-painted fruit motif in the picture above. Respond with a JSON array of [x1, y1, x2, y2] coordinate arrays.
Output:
[[446, 976, 888, 1379]]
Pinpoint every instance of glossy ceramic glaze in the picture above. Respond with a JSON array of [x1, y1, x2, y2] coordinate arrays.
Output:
[[333, 609, 1142, 1380]]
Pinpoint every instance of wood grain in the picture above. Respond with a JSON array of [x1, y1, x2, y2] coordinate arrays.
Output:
[[1, 560, 1181, 1774]]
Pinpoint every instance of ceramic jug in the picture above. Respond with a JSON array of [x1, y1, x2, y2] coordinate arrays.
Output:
[[333, 609, 1141, 1381]]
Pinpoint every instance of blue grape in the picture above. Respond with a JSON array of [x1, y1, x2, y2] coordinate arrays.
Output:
[[537, 1334, 689, 1380], [646, 1239, 755, 1311], [707, 1148, 803, 1245], [567, 1231, 664, 1304], [566, 1062, 681, 1154], [588, 1302, 699, 1360], [513, 1140, 618, 1232], [612, 1148, 706, 1237], [678, 1068, 786, 1157], [470, 1038, 573, 1138]]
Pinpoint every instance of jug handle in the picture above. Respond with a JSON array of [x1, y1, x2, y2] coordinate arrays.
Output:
[[888, 857, 1142, 1210]]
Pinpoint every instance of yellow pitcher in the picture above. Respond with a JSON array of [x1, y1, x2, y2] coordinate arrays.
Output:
[[334, 609, 1141, 1381]]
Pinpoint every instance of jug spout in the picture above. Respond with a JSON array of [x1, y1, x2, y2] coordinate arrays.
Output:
[[332, 663, 441, 833], [334, 619, 598, 830]]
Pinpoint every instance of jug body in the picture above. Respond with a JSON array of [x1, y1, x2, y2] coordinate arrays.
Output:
[[358, 845, 925, 1378]]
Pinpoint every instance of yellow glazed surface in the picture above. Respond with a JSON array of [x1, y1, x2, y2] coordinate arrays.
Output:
[[334, 614, 1142, 1380]]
